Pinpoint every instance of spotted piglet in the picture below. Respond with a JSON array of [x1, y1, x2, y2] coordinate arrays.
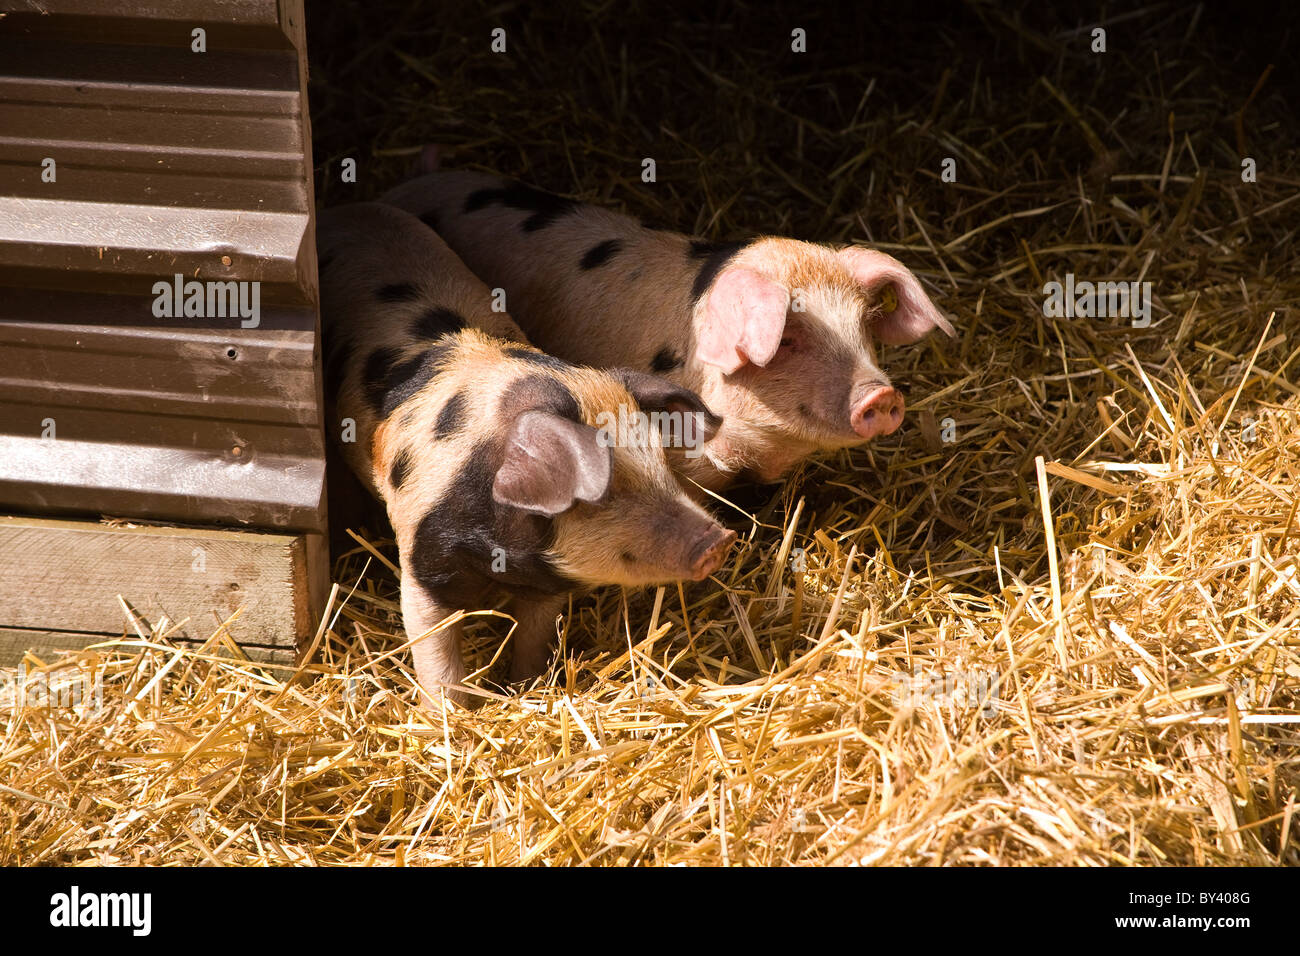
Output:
[[383, 171, 956, 492], [317, 203, 735, 706]]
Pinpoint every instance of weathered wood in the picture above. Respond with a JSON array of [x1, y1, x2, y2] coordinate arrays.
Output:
[[0, 627, 111, 663], [0, 515, 326, 666], [0, 627, 294, 666]]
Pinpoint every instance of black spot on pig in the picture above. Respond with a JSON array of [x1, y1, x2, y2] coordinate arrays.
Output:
[[650, 347, 684, 372], [500, 373, 581, 423], [362, 347, 400, 401], [365, 346, 451, 418], [607, 368, 721, 437], [412, 307, 466, 341], [505, 347, 570, 374], [621, 551, 637, 564], [434, 391, 467, 439], [464, 188, 501, 214], [687, 239, 734, 259], [688, 239, 750, 300], [409, 443, 576, 609], [375, 352, 430, 417], [580, 239, 622, 270], [375, 282, 421, 303], [389, 447, 413, 489], [464, 182, 577, 232]]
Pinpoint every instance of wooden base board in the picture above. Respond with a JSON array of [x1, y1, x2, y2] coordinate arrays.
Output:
[[0, 515, 328, 668], [0, 628, 297, 667]]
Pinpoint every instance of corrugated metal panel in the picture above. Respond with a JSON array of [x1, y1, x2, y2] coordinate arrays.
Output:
[[0, 0, 324, 533]]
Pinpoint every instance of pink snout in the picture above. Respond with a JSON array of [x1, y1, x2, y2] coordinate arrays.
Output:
[[690, 527, 737, 581], [850, 386, 905, 439]]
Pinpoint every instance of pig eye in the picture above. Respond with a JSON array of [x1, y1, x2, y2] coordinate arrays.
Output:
[[773, 336, 801, 360], [776, 323, 804, 356]]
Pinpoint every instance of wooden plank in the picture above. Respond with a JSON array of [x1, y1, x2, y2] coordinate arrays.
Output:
[[0, 628, 293, 666], [0, 515, 326, 666], [0, 627, 113, 663]]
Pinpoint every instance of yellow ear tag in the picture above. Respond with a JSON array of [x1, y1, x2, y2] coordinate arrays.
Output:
[[879, 284, 899, 314]]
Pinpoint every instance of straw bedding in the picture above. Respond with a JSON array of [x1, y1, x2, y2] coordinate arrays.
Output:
[[2, 1, 1296, 865]]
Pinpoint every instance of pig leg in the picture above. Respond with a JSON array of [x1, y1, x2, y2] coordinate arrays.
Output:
[[400, 580, 470, 708], [507, 594, 568, 684]]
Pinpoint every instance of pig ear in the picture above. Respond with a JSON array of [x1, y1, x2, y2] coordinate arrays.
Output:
[[607, 368, 723, 443], [837, 246, 956, 345], [492, 410, 612, 516], [697, 267, 790, 374]]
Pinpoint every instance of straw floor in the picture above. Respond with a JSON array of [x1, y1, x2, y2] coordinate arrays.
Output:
[[2, 1, 1296, 865]]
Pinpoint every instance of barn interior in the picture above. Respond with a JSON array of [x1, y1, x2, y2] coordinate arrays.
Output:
[[2, 0, 1297, 866]]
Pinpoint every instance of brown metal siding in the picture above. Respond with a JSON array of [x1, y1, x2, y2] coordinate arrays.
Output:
[[0, 0, 325, 534]]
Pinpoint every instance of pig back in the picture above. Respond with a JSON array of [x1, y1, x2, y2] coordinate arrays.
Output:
[[382, 172, 699, 372], [315, 202, 529, 493]]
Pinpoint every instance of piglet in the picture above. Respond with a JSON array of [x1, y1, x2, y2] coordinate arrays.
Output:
[[381, 171, 956, 492], [316, 202, 735, 706]]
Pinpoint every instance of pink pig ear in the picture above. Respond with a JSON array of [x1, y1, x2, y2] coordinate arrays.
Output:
[[696, 267, 790, 374], [492, 411, 612, 516], [837, 246, 956, 345]]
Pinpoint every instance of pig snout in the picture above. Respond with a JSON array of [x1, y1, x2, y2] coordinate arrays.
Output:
[[850, 385, 905, 440], [690, 524, 737, 581], [637, 505, 735, 582]]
